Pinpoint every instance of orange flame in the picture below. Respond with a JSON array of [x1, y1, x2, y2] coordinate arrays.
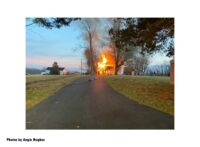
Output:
[[97, 54, 107, 69], [97, 50, 115, 75]]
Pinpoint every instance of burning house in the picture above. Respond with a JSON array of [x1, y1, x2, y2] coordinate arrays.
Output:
[[97, 52, 115, 75], [97, 54, 115, 75], [96, 47, 126, 76]]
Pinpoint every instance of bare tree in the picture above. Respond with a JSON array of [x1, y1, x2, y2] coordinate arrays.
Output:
[[78, 18, 101, 80], [124, 48, 149, 75], [84, 47, 98, 74]]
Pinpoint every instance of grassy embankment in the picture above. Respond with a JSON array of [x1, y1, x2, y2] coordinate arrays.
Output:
[[106, 76, 174, 115], [26, 75, 79, 110]]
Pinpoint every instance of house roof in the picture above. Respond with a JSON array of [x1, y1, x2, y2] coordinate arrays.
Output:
[[46, 67, 64, 70]]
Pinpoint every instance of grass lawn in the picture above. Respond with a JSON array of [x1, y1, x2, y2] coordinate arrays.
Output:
[[106, 76, 174, 115], [26, 75, 79, 110]]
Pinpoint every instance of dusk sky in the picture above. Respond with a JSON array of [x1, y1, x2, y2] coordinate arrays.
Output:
[[26, 19, 85, 71], [26, 19, 172, 71]]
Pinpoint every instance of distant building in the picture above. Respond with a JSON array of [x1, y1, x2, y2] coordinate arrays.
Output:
[[41, 67, 66, 75], [62, 67, 68, 75]]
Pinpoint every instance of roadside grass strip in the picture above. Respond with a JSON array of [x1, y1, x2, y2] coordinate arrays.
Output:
[[106, 76, 174, 115], [26, 75, 79, 110]]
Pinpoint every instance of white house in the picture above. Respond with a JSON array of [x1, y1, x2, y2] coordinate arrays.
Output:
[[41, 67, 66, 75]]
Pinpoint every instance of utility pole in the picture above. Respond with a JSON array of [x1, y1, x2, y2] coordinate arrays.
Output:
[[81, 58, 82, 75]]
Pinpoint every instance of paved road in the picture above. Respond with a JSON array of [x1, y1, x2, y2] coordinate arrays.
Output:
[[26, 77, 174, 129]]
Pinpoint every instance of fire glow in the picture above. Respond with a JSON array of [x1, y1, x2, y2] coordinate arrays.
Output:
[[97, 51, 115, 75], [98, 55, 107, 69]]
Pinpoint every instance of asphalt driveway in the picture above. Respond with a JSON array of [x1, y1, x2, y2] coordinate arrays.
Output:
[[26, 76, 174, 129]]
